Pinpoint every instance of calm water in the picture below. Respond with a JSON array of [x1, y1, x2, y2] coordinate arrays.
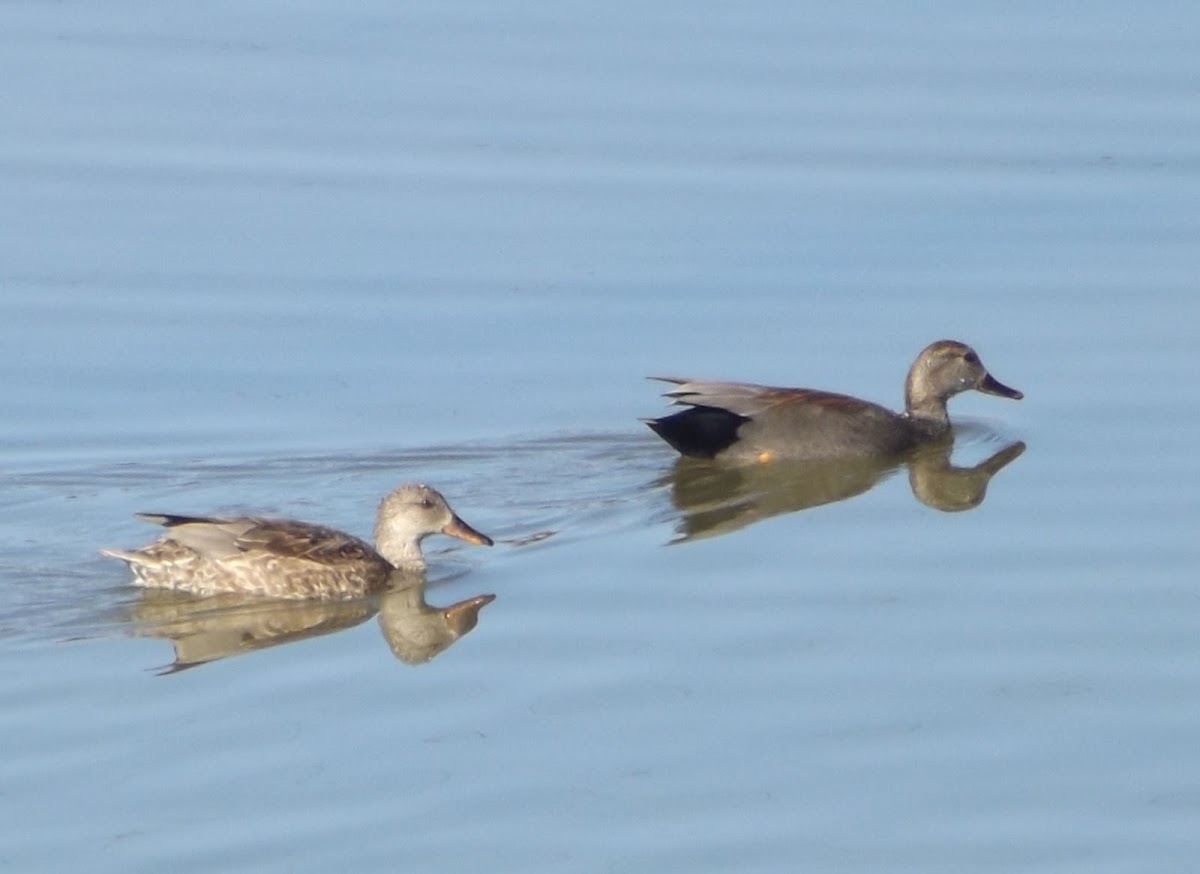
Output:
[[3, 2, 1199, 872]]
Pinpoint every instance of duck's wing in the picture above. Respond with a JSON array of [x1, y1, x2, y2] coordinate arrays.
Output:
[[232, 519, 381, 566], [651, 377, 860, 418], [136, 513, 378, 566], [133, 513, 257, 561]]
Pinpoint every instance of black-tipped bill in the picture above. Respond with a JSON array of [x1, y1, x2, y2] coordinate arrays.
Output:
[[978, 372, 1024, 400]]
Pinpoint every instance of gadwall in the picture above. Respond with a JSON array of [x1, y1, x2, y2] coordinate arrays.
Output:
[[102, 483, 493, 600], [646, 340, 1022, 464]]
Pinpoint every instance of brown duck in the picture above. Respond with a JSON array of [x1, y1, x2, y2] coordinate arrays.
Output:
[[102, 483, 493, 600], [647, 340, 1022, 464]]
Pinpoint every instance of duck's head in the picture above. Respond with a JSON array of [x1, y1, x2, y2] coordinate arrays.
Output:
[[375, 484, 493, 567], [905, 340, 1023, 424]]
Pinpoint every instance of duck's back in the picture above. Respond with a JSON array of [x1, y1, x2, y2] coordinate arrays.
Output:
[[650, 378, 920, 463]]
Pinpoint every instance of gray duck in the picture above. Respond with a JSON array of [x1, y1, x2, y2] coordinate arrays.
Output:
[[647, 340, 1022, 464]]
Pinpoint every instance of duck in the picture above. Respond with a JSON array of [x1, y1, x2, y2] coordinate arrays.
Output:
[[102, 483, 493, 600], [646, 339, 1022, 464]]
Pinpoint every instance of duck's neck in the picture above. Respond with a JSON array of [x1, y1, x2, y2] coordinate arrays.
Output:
[[903, 369, 952, 435], [374, 525, 427, 571]]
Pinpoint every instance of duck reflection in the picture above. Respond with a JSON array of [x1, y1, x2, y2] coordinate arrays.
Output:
[[906, 439, 1026, 512], [659, 437, 1025, 542], [377, 582, 495, 665], [128, 572, 495, 673]]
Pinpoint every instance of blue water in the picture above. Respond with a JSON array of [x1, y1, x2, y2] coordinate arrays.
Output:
[[2, 2, 1199, 872]]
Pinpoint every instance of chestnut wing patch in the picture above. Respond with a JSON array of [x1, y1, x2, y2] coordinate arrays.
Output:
[[653, 377, 860, 418]]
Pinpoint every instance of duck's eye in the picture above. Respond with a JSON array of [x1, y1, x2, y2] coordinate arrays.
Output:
[[963, 351, 979, 365], [419, 499, 435, 510]]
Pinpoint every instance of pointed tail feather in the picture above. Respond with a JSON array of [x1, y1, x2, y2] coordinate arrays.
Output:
[[135, 512, 219, 527], [100, 547, 142, 564]]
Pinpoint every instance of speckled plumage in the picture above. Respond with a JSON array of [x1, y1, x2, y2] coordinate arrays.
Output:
[[102, 484, 493, 600]]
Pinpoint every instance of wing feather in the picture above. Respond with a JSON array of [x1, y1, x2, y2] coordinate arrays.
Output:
[[650, 376, 859, 418], [234, 520, 379, 565]]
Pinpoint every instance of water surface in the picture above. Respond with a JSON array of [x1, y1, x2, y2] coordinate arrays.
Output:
[[2, 2, 1199, 872]]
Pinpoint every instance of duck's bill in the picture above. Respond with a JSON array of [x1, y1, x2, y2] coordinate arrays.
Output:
[[979, 373, 1024, 400], [442, 516, 494, 547]]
